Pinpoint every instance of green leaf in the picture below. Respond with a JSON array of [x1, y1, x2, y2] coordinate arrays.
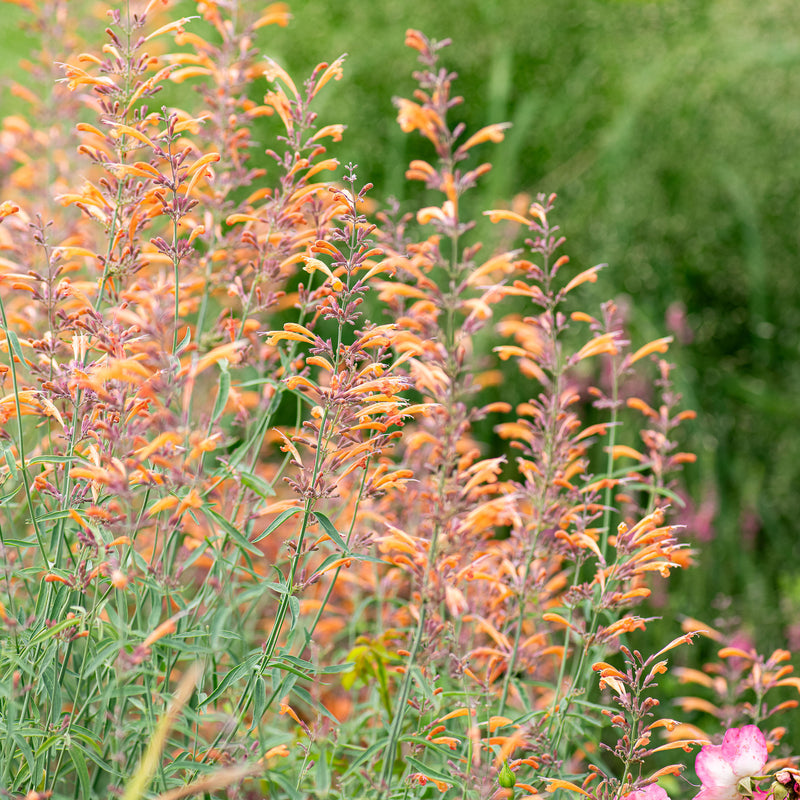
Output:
[[410, 665, 434, 703], [175, 326, 191, 354], [31, 508, 73, 522], [262, 769, 303, 799], [263, 660, 311, 682], [25, 616, 83, 649], [6, 329, 27, 363], [404, 756, 455, 785], [239, 468, 274, 499], [264, 671, 298, 710], [258, 580, 290, 597], [0, 483, 23, 506], [69, 746, 91, 797], [275, 653, 317, 671], [203, 506, 262, 555], [292, 684, 339, 724], [278, 654, 355, 675], [35, 733, 60, 758], [1, 442, 19, 479], [314, 746, 331, 795], [69, 726, 104, 751], [288, 595, 300, 634], [252, 507, 301, 543], [181, 539, 213, 570], [399, 736, 459, 760], [341, 739, 388, 779], [211, 359, 231, 422], [82, 637, 122, 675], [506, 708, 549, 727], [199, 652, 260, 708], [622, 482, 685, 506], [27, 455, 76, 465], [570, 696, 617, 714], [235, 376, 281, 389], [41, 662, 61, 710], [11, 731, 36, 777], [250, 678, 266, 733], [313, 512, 351, 554]]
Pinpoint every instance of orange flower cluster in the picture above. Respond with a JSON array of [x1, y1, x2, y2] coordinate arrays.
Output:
[[346, 29, 700, 798]]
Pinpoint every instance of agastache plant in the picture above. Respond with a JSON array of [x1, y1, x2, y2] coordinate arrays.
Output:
[[0, 3, 797, 800]]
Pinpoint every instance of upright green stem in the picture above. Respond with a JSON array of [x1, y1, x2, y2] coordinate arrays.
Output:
[[302, 460, 371, 648], [544, 350, 623, 766], [600, 359, 621, 559], [499, 295, 561, 715], [378, 207, 462, 799], [0, 295, 47, 564], [199, 263, 351, 763], [377, 523, 441, 795]]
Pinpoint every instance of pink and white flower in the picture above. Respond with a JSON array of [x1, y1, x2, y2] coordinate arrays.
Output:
[[694, 725, 769, 800]]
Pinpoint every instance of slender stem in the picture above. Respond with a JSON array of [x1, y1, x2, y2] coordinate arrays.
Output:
[[499, 290, 561, 715], [377, 525, 441, 795], [302, 459, 371, 648], [198, 237, 353, 762], [600, 356, 621, 559], [0, 295, 47, 564], [379, 175, 463, 798]]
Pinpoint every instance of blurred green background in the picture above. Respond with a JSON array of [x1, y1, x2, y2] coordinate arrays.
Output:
[[3, 0, 800, 650]]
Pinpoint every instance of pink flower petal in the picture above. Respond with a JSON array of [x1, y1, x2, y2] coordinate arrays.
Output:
[[696, 745, 739, 789], [720, 726, 768, 778], [627, 784, 671, 800], [693, 786, 741, 800]]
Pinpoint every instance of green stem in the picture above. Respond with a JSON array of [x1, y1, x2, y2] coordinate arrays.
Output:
[[302, 459, 370, 648], [0, 295, 47, 565], [499, 295, 561, 715], [377, 530, 439, 795], [600, 356, 621, 559], [198, 284, 349, 764], [379, 185, 463, 799]]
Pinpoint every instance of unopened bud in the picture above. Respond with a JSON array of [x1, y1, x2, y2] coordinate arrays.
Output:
[[772, 784, 789, 800], [498, 760, 516, 789], [777, 769, 800, 786], [737, 777, 755, 798]]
